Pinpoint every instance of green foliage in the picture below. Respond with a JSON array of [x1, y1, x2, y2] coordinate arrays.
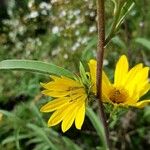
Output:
[[0, 102, 82, 150], [0, 59, 75, 78], [0, 0, 150, 150], [86, 107, 107, 149], [79, 62, 90, 86], [135, 38, 150, 50]]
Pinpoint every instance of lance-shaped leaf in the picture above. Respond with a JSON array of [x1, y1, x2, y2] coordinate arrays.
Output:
[[86, 107, 108, 150], [116, 0, 135, 29], [0, 60, 75, 78], [135, 38, 150, 50], [106, 0, 135, 45]]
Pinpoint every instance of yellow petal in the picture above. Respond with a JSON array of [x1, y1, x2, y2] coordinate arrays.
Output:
[[127, 93, 139, 105], [69, 93, 86, 102], [41, 81, 82, 91], [42, 87, 85, 97], [135, 67, 149, 85], [139, 83, 150, 97], [61, 95, 86, 132], [124, 63, 143, 86], [40, 97, 70, 112], [102, 71, 112, 98], [134, 100, 150, 108], [126, 67, 149, 98], [114, 55, 129, 87], [88, 59, 96, 93], [88, 59, 96, 83], [41, 82, 71, 91], [48, 105, 69, 126], [42, 90, 69, 97], [61, 76, 83, 87], [69, 88, 86, 96], [102, 93, 112, 102], [50, 75, 61, 81], [103, 71, 111, 87], [41, 76, 83, 92], [75, 103, 85, 129], [61, 104, 78, 132]]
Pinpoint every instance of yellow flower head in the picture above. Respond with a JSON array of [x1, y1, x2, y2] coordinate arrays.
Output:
[[40, 76, 87, 132], [89, 55, 150, 108]]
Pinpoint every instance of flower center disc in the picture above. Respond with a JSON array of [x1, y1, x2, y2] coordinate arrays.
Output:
[[109, 88, 128, 104]]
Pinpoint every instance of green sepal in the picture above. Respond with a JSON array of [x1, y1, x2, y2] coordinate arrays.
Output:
[[79, 62, 90, 86]]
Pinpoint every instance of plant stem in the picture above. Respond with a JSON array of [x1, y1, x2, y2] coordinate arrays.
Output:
[[96, 0, 110, 149]]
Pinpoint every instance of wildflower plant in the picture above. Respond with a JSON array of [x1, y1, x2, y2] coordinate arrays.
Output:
[[0, 0, 149, 150]]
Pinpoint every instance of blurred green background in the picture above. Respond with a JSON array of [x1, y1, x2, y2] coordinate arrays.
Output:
[[0, 0, 150, 150]]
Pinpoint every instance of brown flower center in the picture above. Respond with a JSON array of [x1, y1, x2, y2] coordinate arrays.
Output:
[[109, 88, 128, 104]]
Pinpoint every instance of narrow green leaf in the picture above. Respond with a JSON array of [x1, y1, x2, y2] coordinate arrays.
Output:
[[2, 134, 30, 145], [0, 60, 74, 78], [27, 123, 58, 150], [111, 36, 126, 49], [116, 0, 135, 28], [0, 110, 17, 118], [15, 128, 21, 150], [62, 137, 82, 150], [86, 107, 108, 150], [111, 0, 117, 14], [26, 137, 42, 145], [135, 38, 150, 50]]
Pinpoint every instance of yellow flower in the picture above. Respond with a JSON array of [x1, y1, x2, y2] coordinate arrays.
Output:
[[40, 76, 87, 132], [89, 55, 150, 108]]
